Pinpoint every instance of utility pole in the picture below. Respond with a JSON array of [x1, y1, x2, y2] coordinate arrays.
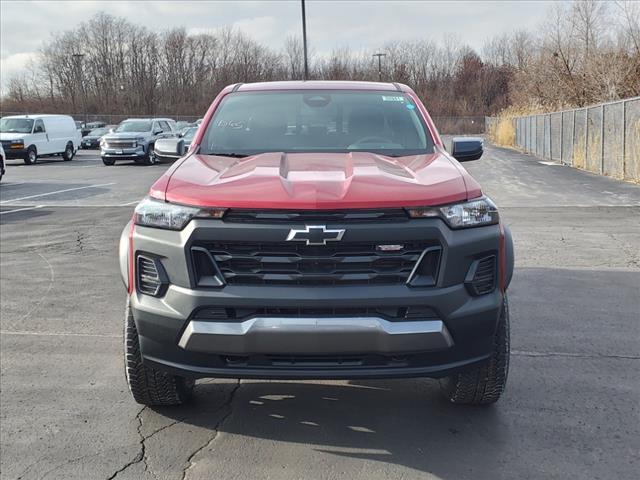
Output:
[[72, 53, 87, 124], [301, 0, 309, 80], [372, 53, 387, 82]]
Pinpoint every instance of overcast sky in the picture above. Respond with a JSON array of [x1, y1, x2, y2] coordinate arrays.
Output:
[[0, 0, 560, 94]]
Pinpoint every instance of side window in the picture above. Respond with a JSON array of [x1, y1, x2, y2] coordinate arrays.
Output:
[[152, 122, 160, 133], [159, 121, 171, 132], [34, 119, 46, 134]]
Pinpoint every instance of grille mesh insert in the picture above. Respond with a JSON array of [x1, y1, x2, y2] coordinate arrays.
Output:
[[195, 241, 435, 286]]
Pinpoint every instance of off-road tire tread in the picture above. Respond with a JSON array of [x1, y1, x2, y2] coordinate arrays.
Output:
[[124, 301, 194, 406], [439, 295, 510, 405]]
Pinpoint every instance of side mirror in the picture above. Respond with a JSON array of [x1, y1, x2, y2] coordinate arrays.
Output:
[[451, 137, 483, 162], [176, 139, 186, 156], [154, 129, 163, 135]]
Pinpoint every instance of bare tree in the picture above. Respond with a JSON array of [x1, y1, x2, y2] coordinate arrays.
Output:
[[2, 3, 638, 118]]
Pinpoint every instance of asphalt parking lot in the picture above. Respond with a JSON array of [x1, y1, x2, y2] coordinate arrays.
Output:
[[1, 146, 639, 480]]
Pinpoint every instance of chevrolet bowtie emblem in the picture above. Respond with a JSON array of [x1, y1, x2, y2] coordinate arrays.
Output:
[[286, 225, 346, 246]]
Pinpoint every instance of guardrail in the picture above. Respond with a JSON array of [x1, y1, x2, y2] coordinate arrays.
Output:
[[487, 97, 640, 183]]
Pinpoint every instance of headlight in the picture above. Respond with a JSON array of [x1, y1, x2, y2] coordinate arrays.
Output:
[[136, 137, 146, 147], [134, 197, 226, 230], [407, 196, 499, 228], [100, 138, 106, 147]]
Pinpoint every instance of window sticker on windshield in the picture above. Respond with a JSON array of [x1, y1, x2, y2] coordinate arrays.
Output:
[[216, 120, 245, 129], [382, 96, 405, 102], [406, 104, 416, 110]]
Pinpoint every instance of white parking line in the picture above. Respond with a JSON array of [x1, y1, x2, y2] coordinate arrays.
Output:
[[0, 182, 115, 204], [0, 205, 43, 216], [0, 330, 119, 338]]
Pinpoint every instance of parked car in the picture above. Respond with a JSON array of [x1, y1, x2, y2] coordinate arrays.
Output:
[[0, 114, 81, 164], [100, 118, 177, 166], [0, 143, 5, 181], [154, 126, 197, 162], [119, 81, 514, 407], [81, 121, 106, 137], [81, 126, 114, 149], [175, 121, 193, 132]]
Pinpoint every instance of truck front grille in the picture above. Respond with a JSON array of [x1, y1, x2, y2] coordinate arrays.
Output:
[[192, 305, 439, 321], [105, 139, 136, 149], [192, 241, 439, 286]]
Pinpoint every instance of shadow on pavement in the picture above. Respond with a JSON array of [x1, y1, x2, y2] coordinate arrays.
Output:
[[155, 378, 506, 477]]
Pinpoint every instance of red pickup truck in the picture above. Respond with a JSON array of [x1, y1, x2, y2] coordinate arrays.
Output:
[[119, 81, 514, 406]]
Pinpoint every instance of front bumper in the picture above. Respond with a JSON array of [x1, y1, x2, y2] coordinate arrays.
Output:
[[101, 146, 146, 160], [82, 139, 100, 149], [4, 147, 26, 159], [179, 317, 453, 354], [122, 216, 513, 379], [155, 151, 180, 162]]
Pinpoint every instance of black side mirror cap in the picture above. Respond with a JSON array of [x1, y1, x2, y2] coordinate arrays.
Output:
[[451, 137, 483, 162], [176, 139, 186, 156]]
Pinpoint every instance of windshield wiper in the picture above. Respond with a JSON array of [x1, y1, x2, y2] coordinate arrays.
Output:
[[209, 152, 248, 158]]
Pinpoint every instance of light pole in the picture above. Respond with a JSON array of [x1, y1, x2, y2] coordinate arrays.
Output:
[[301, 0, 309, 80], [372, 53, 387, 82], [72, 53, 87, 124]]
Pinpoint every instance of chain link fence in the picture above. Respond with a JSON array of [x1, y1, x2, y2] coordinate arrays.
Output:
[[487, 97, 640, 183]]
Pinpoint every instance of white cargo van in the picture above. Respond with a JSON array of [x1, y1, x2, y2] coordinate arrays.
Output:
[[0, 114, 82, 164]]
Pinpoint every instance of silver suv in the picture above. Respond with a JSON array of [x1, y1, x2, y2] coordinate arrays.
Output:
[[101, 118, 177, 166]]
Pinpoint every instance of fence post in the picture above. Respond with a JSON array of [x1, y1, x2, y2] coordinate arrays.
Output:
[[585, 109, 589, 171], [622, 99, 627, 180], [561, 111, 565, 163], [571, 109, 576, 166], [600, 104, 605, 175], [548, 113, 552, 160]]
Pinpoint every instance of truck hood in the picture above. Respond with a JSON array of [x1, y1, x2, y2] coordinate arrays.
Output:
[[0, 133, 29, 141], [103, 132, 149, 140], [160, 151, 477, 209]]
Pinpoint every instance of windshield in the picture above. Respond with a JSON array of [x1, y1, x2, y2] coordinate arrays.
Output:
[[0, 118, 34, 134], [88, 128, 108, 136], [182, 127, 197, 141], [115, 120, 152, 133], [201, 90, 433, 157]]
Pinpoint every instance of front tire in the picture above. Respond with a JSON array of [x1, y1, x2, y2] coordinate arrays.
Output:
[[124, 300, 194, 406], [102, 157, 115, 166], [439, 295, 510, 405], [62, 142, 74, 161], [24, 146, 37, 165], [145, 144, 157, 165]]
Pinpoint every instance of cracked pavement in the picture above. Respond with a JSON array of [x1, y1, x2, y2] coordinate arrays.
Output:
[[1, 146, 639, 479]]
